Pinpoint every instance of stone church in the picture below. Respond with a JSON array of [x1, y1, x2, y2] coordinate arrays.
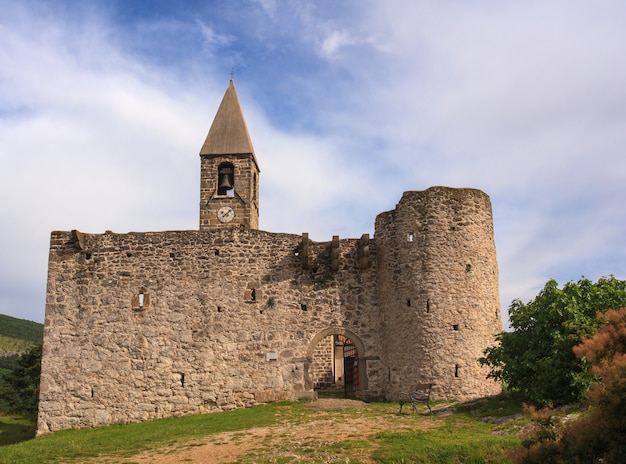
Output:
[[37, 80, 502, 434]]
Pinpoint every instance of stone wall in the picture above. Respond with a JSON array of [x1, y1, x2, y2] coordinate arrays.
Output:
[[38, 227, 383, 433], [311, 335, 334, 389], [38, 186, 502, 435]]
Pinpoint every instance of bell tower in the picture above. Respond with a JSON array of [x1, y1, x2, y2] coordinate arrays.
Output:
[[199, 80, 260, 230]]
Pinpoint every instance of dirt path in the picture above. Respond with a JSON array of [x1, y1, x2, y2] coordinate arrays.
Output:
[[128, 399, 437, 463]]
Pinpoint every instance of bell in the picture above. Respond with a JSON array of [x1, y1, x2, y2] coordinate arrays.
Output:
[[219, 173, 233, 190]]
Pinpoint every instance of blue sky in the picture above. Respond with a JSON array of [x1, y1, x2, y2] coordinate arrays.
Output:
[[1, 0, 625, 326]]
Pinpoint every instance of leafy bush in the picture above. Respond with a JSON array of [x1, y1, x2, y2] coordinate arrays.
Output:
[[510, 308, 626, 463], [480, 276, 626, 405]]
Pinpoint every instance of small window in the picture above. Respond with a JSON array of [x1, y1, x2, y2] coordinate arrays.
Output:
[[132, 289, 149, 310], [454, 364, 460, 378], [453, 324, 459, 331], [408, 233, 414, 242]]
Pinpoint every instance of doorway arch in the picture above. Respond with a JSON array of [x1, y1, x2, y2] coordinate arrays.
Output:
[[305, 327, 367, 397]]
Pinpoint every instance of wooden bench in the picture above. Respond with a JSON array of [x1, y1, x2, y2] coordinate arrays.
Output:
[[398, 383, 434, 415]]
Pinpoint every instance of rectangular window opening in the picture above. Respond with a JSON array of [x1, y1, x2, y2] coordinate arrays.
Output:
[[408, 233, 414, 242], [139, 291, 144, 308], [454, 365, 460, 378]]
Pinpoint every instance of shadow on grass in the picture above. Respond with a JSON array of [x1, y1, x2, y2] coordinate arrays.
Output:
[[0, 415, 36, 446]]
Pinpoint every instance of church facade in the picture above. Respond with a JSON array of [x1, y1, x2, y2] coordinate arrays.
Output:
[[37, 81, 502, 434]]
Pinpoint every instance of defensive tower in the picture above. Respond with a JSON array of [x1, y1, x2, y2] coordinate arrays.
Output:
[[375, 188, 501, 400]]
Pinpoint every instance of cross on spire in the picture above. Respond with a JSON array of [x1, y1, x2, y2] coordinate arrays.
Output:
[[230, 67, 235, 81]]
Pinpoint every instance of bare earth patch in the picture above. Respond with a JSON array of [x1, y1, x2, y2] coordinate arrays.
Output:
[[129, 399, 437, 463]]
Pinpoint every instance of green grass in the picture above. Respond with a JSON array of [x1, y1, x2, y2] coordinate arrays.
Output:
[[0, 402, 297, 463], [371, 416, 520, 464], [0, 397, 525, 463]]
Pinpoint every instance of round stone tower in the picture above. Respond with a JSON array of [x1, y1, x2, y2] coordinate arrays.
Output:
[[375, 187, 502, 401]]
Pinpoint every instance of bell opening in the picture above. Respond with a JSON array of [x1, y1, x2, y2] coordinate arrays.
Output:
[[218, 163, 235, 196]]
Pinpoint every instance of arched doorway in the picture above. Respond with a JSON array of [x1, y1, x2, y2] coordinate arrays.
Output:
[[305, 328, 366, 398]]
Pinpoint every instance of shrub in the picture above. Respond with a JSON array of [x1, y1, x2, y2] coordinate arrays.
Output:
[[480, 276, 626, 406], [510, 308, 626, 463]]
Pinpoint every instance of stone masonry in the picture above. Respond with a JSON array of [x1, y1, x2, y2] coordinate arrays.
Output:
[[37, 81, 502, 434]]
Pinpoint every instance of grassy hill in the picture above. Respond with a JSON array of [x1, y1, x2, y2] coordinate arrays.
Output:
[[0, 315, 43, 345], [0, 314, 43, 372]]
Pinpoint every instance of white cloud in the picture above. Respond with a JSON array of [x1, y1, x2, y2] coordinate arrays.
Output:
[[318, 29, 355, 59], [1, 0, 625, 327]]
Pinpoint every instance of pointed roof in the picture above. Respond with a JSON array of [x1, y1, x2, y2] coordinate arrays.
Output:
[[200, 80, 258, 167]]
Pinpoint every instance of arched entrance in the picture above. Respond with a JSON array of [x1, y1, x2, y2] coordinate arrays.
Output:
[[305, 328, 367, 398]]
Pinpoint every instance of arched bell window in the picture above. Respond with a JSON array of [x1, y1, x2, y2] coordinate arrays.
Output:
[[218, 162, 235, 196]]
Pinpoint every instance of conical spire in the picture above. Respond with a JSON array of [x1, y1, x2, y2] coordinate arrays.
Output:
[[200, 80, 257, 164]]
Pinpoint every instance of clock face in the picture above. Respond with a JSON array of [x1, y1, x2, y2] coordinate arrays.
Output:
[[217, 206, 235, 223]]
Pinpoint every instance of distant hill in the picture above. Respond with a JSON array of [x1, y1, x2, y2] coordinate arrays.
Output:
[[0, 314, 44, 371], [0, 314, 43, 344]]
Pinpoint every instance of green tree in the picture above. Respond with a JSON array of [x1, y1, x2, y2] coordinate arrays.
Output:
[[510, 308, 626, 463], [480, 276, 626, 406], [0, 343, 42, 417]]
